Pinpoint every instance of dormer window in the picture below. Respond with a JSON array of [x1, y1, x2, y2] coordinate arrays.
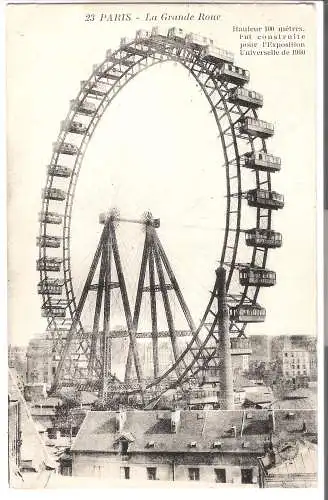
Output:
[[120, 440, 129, 455], [189, 441, 197, 448], [146, 441, 155, 448], [114, 432, 135, 455], [213, 441, 222, 449]]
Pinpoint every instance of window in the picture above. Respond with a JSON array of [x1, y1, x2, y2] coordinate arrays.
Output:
[[241, 468, 253, 484], [215, 468, 226, 483], [120, 467, 130, 480], [147, 467, 157, 480], [93, 465, 104, 478], [188, 468, 200, 481]]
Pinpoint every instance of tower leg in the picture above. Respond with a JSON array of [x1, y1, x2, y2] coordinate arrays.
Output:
[[149, 246, 159, 379], [110, 221, 144, 391], [125, 228, 150, 382], [152, 235, 180, 367], [88, 226, 108, 376], [102, 230, 112, 396], [52, 227, 107, 391], [155, 232, 202, 348]]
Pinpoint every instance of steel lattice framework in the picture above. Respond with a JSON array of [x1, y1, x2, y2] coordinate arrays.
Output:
[[37, 28, 283, 401]]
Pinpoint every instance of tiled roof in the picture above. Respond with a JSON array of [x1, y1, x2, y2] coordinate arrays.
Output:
[[71, 409, 317, 454], [244, 393, 273, 405]]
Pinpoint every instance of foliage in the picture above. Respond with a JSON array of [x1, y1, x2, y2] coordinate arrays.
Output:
[[52, 398, 80, 430]]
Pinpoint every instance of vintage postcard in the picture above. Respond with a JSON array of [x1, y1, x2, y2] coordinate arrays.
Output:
[[6, 0, 323, 491]]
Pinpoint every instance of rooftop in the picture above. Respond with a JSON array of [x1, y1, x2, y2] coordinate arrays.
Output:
[[71, 409, 317, 454], [259, 439, 317, 477], [272, 387, 317, 410], [9, 370, 56, 472], [33, 397, 63, 407]]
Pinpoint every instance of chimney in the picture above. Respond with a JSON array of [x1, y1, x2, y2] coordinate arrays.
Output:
[[268, 410, 275, 433], [171, 409, 181, 433], [216, 267, 234, 410], [116, 408, 127, 432], [240, 410, 246, 437], [268, 449, 276, 467]]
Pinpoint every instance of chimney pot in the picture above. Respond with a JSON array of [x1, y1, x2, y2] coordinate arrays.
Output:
[[171, 409, 181, 433], [116, 409, 127, 432]]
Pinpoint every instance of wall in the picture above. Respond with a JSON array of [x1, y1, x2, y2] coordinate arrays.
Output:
[[72, 452, 172, 480], [71, 451, 259, 484], [8, 400, 21, 467]]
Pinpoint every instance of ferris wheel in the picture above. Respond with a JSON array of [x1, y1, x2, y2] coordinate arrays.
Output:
[[37, 27, 283, 401]]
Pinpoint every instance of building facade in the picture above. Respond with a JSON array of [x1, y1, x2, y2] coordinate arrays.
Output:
[[70, 409, 317, 485], [8, 346, 27, 385], [8, 398, 22, 469], [282, 349, 310, 379], [26, 336, 55, 385], [248, 336, 271, 363]]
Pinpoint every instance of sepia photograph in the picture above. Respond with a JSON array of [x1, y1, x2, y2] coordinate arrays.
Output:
[[5, 0, 322, 491]]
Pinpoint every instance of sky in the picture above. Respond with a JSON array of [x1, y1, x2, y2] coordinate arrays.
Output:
[[6, 2, 318, 346]]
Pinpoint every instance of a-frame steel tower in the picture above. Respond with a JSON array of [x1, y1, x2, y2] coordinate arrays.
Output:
[[51, 212, 197, 398]]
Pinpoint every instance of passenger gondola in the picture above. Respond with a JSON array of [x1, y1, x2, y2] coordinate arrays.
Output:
[[245, 228, 282, 248], [229, 87, 263, 108], [239, 117, 274, 138], [37, 257, 62, 272], [47, 165, 72, 178], [247, 189, 284, 210], [43, 188, 66, 201], [201, 45, 234, 64], [239, 267, 276, 287], [243, 152, 281, 172], [37, 279, 63, 295], [216, 63, 250, 85], [230, 304, 266, 323], [39, 212, 62, 224], [36, 235, 61, 248]]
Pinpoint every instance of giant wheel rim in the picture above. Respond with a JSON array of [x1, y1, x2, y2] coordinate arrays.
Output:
[[37, 30, 280, 396]]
